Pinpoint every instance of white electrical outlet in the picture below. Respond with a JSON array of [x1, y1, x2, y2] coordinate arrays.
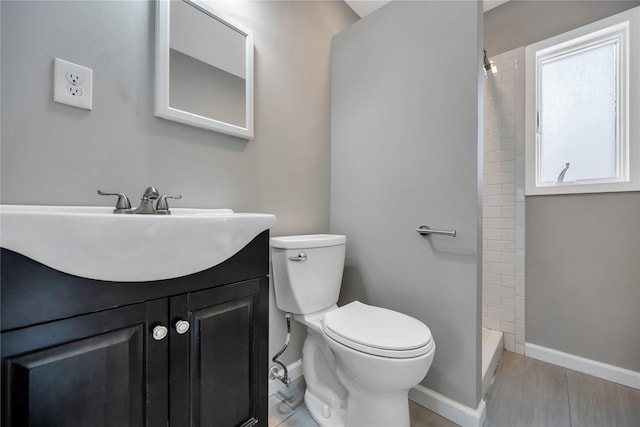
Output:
[[53, 58, 93, 110]]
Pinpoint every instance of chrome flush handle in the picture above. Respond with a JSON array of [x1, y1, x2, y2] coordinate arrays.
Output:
[[288, 252, 307, 262]]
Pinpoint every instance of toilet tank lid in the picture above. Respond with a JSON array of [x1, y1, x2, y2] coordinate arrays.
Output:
[[270, 234, 346, 249]]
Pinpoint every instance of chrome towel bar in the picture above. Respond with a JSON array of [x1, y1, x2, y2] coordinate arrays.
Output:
[[416, 225, 456, 237]]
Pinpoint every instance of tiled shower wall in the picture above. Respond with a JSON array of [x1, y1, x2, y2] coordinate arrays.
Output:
[[483, 47, 526, 353]]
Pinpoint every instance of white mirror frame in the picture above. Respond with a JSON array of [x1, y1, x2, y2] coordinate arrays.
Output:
[[155, 0, 254, 139]]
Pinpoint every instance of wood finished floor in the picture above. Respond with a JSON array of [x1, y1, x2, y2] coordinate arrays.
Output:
[[485, 351, 640, 427], [268, 351, 640, 427]]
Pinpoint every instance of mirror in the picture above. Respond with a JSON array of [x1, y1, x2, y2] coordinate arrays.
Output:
[[155, 0, 254, 139]]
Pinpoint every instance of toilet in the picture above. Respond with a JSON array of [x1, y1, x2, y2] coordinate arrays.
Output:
[[270, 234, 435, 427]]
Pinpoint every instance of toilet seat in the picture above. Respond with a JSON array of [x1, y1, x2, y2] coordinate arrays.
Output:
[[322, 301, 433, 358]]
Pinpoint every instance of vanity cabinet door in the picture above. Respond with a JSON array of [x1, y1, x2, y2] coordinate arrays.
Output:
[[169, 278, 268, 427], [1, 299, 169, 427]]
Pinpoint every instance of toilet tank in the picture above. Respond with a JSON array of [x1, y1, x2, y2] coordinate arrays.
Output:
[[270, 234, 346, 314]]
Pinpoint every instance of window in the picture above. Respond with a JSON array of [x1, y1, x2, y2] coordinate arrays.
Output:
[[525, 7, 640, 195]]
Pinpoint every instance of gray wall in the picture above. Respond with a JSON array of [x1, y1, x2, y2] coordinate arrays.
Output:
[[331, 1, 483, 409], [0, 0, 358, 370], [484, 0, 640, 56], [526, 193, 640, 371], [485, 1, 640, 371]]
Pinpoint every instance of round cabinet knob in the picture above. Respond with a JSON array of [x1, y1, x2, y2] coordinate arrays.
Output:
[[175, 320, 190, 335], [152, 325, 168, 341]]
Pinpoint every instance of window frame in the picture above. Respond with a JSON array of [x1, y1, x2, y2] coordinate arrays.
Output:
[[525, 7, 640, 196]]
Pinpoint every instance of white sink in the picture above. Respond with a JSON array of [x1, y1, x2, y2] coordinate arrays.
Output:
[[0, 205, 276, 282]]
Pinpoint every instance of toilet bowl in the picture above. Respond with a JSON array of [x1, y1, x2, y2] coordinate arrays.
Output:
[[270, 235, 435, 427]]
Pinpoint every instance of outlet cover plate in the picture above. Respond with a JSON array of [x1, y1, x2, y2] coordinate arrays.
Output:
[[53, 58, 93, 110]]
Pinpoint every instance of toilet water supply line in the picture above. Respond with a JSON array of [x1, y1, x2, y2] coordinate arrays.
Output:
[[270, 312, 292, 387]]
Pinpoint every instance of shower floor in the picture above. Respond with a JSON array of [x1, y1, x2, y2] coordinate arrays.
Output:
[[482, 328, 504, 397]]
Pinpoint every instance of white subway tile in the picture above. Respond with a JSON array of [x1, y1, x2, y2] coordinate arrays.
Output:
[[500, 251, 515, 264], [499, 126, 516, 140], [516, 225, 525, 248], [487, 173, 515, 185], [502, 184, 516, 196], [504, 333, 515, 351], [484, 227, 502, 240], [501, 124, 516, 141], [484, 317, 501, 330], [484, 250, 502, 262], [501, 160, 515, 172], [515, 131, 525, 153], [516, 249, 525, 273], [487, 239, 515, 253], [515, 273, 525, 297], [486, 72, 501, 86], [484, 140, 501, 153], [501, 274, 515, 287], [487, 284, 515, 299], [516, 296, 525, 320], [499, 48, 518, 61], [515, 83, 525, 111], [485, 195, 503, 207], [516, 205, 525, 225], [485, 294, 501, 308], [502, 228, 516, 241], [486, 218, 503, 229], [515, 155, 525, 179], [484, 182, 502, 194], [486, 151, 501, 163], [489, 306, 515, 322], [501, 297, 515, 311], [484, 206, 502, 218], [501, 69, 515, 84], [516, 320, 525, 342], [484, 272, 502, 285], [501, 320, 515, 334], [499, 195, 516, 207], [499, 149, 516, 162], [515, 107, 525, 131], [501, 207, 516, 219], [499, 218, 516, 230], [485, 117, 501, 131], [487, 262, 505, 274]]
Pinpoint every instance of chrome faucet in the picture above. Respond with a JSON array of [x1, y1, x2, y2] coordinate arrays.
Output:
[[99, 187, 181, 214], [134, 186, 160, 214]]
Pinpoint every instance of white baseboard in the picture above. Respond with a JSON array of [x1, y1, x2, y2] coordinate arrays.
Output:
[[268, 359, 303, 396], [525, 342, 640, 390], [409, 384, 486, 427]]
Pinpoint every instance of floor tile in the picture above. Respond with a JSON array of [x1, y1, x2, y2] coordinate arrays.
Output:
[[276, 377, 306, 410], [567, 369, 640, 427], [277, 406, 320, 427], [485, 351, 570, 427], [409, 401, 459, 427], [268, 393, 297, 427], [271, 351, 640, 427]]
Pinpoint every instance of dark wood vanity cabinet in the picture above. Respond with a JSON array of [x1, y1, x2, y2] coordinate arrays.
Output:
[[1, 231, 269, 427]]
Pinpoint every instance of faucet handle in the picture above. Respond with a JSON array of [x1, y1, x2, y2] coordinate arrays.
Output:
[[97, 190, 133, 213], [156, 194, 182, 214]]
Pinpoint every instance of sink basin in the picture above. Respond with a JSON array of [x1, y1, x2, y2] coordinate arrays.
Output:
[[0, 205, 276, 282]]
